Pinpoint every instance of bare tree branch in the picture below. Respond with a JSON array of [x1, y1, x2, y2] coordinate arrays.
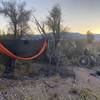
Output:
[[32, 16, 47, 37]]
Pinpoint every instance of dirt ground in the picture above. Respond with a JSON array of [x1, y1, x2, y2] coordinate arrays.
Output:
[[0, 67, 100, 100]]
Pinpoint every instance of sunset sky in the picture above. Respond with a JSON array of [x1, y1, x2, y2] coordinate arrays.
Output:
[[0, 0, 100, 34]]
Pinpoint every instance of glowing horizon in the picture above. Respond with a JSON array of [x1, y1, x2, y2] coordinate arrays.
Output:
[[0, 24, 100, 35]]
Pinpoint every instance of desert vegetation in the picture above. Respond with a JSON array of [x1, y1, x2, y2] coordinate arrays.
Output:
[[0, 0, 100, 100]]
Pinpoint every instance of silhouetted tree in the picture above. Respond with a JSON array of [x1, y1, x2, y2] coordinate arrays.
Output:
[[0, 0, 31, 37], [87, 30, 94, 44], [46, 5, 61, 47]]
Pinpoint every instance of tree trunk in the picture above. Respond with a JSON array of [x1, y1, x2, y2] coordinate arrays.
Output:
[[14, 23, 17, 37]]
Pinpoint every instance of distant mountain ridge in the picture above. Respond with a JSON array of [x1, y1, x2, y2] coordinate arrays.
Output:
[[94, 34, 100, 41], [61, 32, 100, 41], [23, 32, 100, 41], [61, 32, 86, 40]]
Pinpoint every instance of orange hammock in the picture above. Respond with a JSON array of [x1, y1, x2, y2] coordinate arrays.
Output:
[[0, 40, 48, 60]]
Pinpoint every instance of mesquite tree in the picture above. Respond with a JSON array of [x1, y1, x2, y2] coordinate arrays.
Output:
[[46, 5, 62, 64], [86, 30, 94, 44], [46, 5, 61, 48], [0, 0, 31, 37]]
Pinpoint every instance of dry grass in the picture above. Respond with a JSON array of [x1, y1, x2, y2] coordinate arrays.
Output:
[[0, 70, 99, 100], [0, 62, 100, 100]]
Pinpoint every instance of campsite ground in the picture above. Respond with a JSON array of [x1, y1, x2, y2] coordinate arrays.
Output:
[[0, 64, 100, 100]]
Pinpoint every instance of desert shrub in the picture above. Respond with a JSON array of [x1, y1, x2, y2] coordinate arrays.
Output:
[[0, 34, 21, 40], [69, 87, 100, 100], [53, 39, 87, 65], [79, 88, 100, 100], [0, 54, 11, 65], [0, 64, 5, 76], [15, 61, 45, 78], [46, 40, 77, 78]]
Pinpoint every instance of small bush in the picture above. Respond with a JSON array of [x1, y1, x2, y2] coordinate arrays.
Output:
[[79, 88, 100, 100], [0, 64, 5, 76], [15, 61, 43, 78]]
